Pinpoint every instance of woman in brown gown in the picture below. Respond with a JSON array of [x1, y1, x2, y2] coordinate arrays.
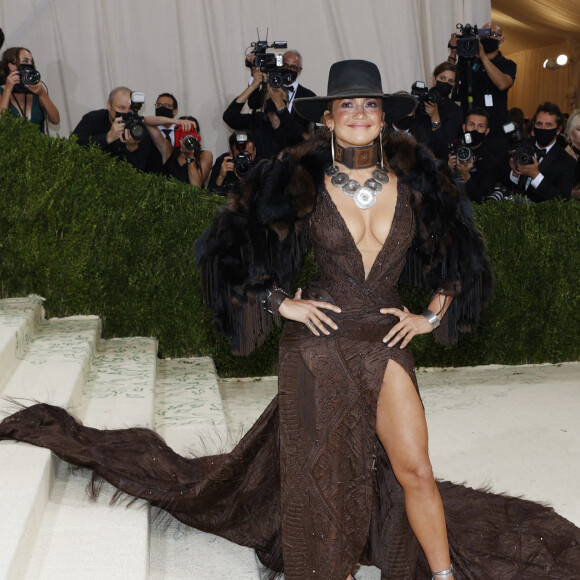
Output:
[[2, 61, 580, 580]]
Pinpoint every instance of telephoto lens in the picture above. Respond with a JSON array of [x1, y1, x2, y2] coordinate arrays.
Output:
[[19, 66, 41, 85], [182, 135, 200, 151], [456, 145, 473, 163]]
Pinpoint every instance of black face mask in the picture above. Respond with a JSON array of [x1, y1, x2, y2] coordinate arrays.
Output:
[[466, 130, 486, 148], [155, 106, 174, 118], [481, 38, 500, 54], [394, 116, 414, 130], [534, 127, 558, 148], [434, 81, 452, 99]]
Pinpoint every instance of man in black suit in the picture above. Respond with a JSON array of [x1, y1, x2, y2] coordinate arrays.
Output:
[[280, 50, 316, 133], [448, 108, 498, 203], [73, 86, 153, 171], [246, 49, 316, 133], [223, 51, 311, 162], [448, 21, 517, 162], [505, 102, 575, 202]]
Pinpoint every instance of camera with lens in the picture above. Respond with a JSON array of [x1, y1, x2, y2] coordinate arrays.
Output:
[[411, 81, 443, 105], [182, 134, 200, 153], [449, 133, 476, 164], [486, 183, 508, 202], [232, 131, 253, 177], [118, 91, 146, 141], [246, 35, 296, 88], [266, 55, 296, 89], [13, 64, 41, 94], [503, 121, 535, 166], [454, 23, 491, 58], [174, 125, 202, 157]]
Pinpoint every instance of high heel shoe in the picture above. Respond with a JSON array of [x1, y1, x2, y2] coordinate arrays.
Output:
[[432, 564, 454, 579]]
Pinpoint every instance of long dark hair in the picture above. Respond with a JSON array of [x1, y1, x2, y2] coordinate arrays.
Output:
[[0, 47, 35, 78]]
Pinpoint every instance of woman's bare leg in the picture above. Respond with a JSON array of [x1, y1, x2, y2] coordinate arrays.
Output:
[[376, 360, 453, 576]]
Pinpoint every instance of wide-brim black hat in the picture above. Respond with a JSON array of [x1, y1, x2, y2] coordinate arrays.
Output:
[[293, 59, 417, 124]]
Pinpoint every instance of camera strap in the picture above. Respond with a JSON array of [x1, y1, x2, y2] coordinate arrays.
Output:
[[11, 93, 28, 119]]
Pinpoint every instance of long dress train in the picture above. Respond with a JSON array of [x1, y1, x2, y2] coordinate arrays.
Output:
[[2, 182, 580, 579]]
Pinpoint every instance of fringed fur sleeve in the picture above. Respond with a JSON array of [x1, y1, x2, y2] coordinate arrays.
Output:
[[388, 133, 493, 344], [194, 141, 325, 355]]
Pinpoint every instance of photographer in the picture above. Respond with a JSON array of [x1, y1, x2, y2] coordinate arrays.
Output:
[[0, 46, 60, 132], [223, 55, 307, 162], [504, 102, 575, 202], [448, 108, 498, 203], [73, 87, 156, 171], [208, 130, 257, 196], [412, 62, 463, 161], [146, 115, 213, 187], [248, 50, 316, 134], [448, 22, 516, 161]]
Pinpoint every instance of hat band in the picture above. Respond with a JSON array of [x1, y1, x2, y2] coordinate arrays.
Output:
[[328, 86, 384, 98]]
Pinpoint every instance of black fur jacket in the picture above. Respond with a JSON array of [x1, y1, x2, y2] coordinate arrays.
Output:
[[195, 131, 492, 355]]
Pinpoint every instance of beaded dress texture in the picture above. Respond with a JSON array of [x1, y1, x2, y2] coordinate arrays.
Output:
[[2, 162, 580, 579]]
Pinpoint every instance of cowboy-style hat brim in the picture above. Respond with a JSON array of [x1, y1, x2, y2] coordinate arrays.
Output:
[[293, 92, 418, 124]]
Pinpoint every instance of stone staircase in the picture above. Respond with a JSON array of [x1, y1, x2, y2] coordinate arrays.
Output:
[[0, 296, 265, 580]]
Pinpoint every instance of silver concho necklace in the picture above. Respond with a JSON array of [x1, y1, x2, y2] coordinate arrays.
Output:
[[325, 132, 389, 209]]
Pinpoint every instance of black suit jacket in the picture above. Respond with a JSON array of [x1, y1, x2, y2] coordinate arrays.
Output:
[[247, 82, 316, 130], [289, 83, 316, 131], [501, 140, 576, 202], [533, 144, 576, 201], [222, 100, 306, 162]]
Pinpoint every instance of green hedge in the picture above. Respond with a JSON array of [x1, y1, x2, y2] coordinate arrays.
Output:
[[1, 113, 579, 376]]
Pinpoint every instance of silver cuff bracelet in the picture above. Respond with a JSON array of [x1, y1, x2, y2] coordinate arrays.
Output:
[[422, 309, 441, 329]]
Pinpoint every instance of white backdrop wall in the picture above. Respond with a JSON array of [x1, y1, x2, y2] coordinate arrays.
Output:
[[0, 0, 490, 158]]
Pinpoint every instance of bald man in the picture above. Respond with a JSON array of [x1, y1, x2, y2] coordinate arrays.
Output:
[[447, 21, 517, 161]]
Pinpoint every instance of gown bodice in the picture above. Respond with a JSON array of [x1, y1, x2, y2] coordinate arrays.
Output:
[[298, 182, 416, 341]]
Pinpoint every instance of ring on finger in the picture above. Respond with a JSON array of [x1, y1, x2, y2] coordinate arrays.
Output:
[[305, 321, 315, 331]]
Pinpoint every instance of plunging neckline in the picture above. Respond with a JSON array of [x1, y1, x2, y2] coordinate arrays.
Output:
[[321, 182, 401, 281]]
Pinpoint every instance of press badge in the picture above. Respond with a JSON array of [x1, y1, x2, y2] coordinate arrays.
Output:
[[485, 94, 494, 107]]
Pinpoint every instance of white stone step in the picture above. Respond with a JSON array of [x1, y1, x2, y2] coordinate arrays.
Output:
[[150, 357, 261, 580], [22, 458, 150, 580], [154, 357, 229, 455], [20, 336, 159, 580], [0, 444, 53, 580], [0, 311, 102, 580], [1, 314, 101, 409], [0, 295, 44, 390]]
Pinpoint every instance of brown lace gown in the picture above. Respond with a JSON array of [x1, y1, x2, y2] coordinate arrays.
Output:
[[1, 183, 580, 579]]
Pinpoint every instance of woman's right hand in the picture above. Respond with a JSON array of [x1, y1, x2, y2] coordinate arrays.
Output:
[[5, 70, 20, 91], [278, 288, 341, 336], [424, 101, 440, 121]]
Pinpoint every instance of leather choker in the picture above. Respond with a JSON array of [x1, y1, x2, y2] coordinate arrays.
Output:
[[335, 142, 378, 169]]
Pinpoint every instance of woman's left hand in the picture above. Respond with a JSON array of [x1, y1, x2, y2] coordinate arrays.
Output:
[[26, 82, 47, 96], [380, 306, 434, 348]]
